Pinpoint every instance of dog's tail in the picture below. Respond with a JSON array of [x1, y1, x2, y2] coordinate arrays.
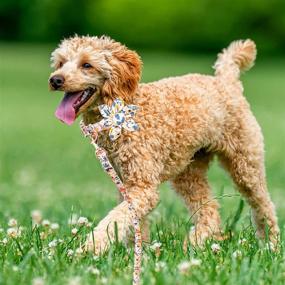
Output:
[[214, 39, 256, 81]]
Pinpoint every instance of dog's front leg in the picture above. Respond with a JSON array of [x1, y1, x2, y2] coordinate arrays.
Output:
[[85, 183, 159, 254]]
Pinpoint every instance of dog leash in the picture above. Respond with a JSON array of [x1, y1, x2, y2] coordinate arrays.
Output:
[[80, 99, 142, 285]]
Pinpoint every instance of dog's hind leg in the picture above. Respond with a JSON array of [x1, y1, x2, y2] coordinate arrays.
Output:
[[171, 151, 222, 246], [218, 121, 279, 244]]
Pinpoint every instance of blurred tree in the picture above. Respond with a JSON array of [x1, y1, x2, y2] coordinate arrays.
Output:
[[0, 0, 284, 53]]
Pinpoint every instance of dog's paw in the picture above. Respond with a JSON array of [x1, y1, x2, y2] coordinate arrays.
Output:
[[183, 226, 224, 250], [84, 230, 110, 255]]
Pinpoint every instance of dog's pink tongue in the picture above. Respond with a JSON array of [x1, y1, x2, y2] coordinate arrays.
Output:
[[55, 92, 82, 125]]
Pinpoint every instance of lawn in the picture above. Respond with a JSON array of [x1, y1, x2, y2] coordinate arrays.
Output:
[[0, 43, 285, 285]]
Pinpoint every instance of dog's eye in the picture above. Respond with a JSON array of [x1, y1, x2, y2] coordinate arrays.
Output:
[[59, 62, 63, 68], [82, 63, 92, 69]]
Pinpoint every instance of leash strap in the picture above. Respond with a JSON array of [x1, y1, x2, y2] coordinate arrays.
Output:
[[80, 120, 142, 285]]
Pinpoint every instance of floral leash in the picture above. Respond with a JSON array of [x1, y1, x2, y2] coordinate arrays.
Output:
[[80, 99, 142, 285]]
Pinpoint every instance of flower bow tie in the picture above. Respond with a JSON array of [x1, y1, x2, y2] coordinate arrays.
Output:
[[98, 98, 139, 141]]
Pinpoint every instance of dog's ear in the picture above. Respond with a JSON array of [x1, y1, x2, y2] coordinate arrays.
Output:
[[102, 48, 142, 104]]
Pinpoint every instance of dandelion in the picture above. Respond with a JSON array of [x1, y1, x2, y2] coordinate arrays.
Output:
[[32, 277, 44, 285], [211, 243, 221, 253], [7, 228, 18, 238], [42, 220, 50, 227], [87, 266, 100, 275], [178, 261, 191, 275], [71, 228, 78, 235], [31, 210, 42, 224], [50, 223, 59, 231], [77, 217, 88, 226], [8, 218, 17, 227], [232, 250, 242, 259]]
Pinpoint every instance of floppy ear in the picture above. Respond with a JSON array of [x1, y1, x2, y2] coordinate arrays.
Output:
[[102, 47, 142, 104]]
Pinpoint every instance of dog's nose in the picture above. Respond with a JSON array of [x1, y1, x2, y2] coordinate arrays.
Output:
[[49, 75, 65, 89]]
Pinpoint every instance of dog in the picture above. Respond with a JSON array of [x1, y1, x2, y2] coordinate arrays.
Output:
[[49, 36, 279, 253]]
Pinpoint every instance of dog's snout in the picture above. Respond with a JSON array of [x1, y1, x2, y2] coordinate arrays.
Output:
[[49, 75, 65, 89]]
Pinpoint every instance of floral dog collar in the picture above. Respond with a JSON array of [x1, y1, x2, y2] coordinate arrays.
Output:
[[98, 98, 139, 141]]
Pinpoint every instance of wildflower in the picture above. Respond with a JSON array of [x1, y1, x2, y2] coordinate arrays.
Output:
[[40, 231, 47, 240], [7, 228, 18, 238], [8, 218, 17, 227], [178, 261, 191, 275], [211, 243, 221, 253], [238, 238, 247, 245], [77, 217, 88, 226], [31, 210, 43, 227], [150, 241, 162, 257], [93, 255, 99, 261], [232, 250, 242, 259], [154, 261, 166, 272], [71, 228, 78, 235], [87, 266, 100, 275], [48, 239, 58, 248], [67, 249, 74, 258], [32, 277, 45, 285], [75, 247, 84, 257], [150, 241, 161, 250], [189, 258, 201, 267], [50, 223, 59, 231], [2, 238, 8, 245], [42, 219, 50, 227], [150, 241, 162, 254]]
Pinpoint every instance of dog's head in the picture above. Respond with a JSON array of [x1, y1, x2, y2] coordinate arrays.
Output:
[[49, 35, 142, 125]]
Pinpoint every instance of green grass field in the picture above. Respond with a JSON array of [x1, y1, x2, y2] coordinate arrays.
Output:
[[0, 43, 285, 285]]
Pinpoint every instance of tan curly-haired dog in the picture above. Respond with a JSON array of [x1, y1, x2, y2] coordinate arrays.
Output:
[[49, 36, 279, 253]]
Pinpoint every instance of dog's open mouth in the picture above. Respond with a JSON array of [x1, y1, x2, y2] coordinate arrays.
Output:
[[55, 87, 95, 125]]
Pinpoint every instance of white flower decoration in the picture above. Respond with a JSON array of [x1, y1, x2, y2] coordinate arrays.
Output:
[[98, 98, 139, 141]]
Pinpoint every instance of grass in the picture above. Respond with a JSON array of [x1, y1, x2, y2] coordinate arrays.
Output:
[[0, 43, 285, 285]]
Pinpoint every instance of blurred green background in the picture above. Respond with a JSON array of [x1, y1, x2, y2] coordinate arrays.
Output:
[[0, 0, 284, 230], [1, 0, 285, 53]]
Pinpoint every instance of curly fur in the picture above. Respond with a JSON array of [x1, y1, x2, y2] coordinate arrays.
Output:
[[49, 36, 279, 253]]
